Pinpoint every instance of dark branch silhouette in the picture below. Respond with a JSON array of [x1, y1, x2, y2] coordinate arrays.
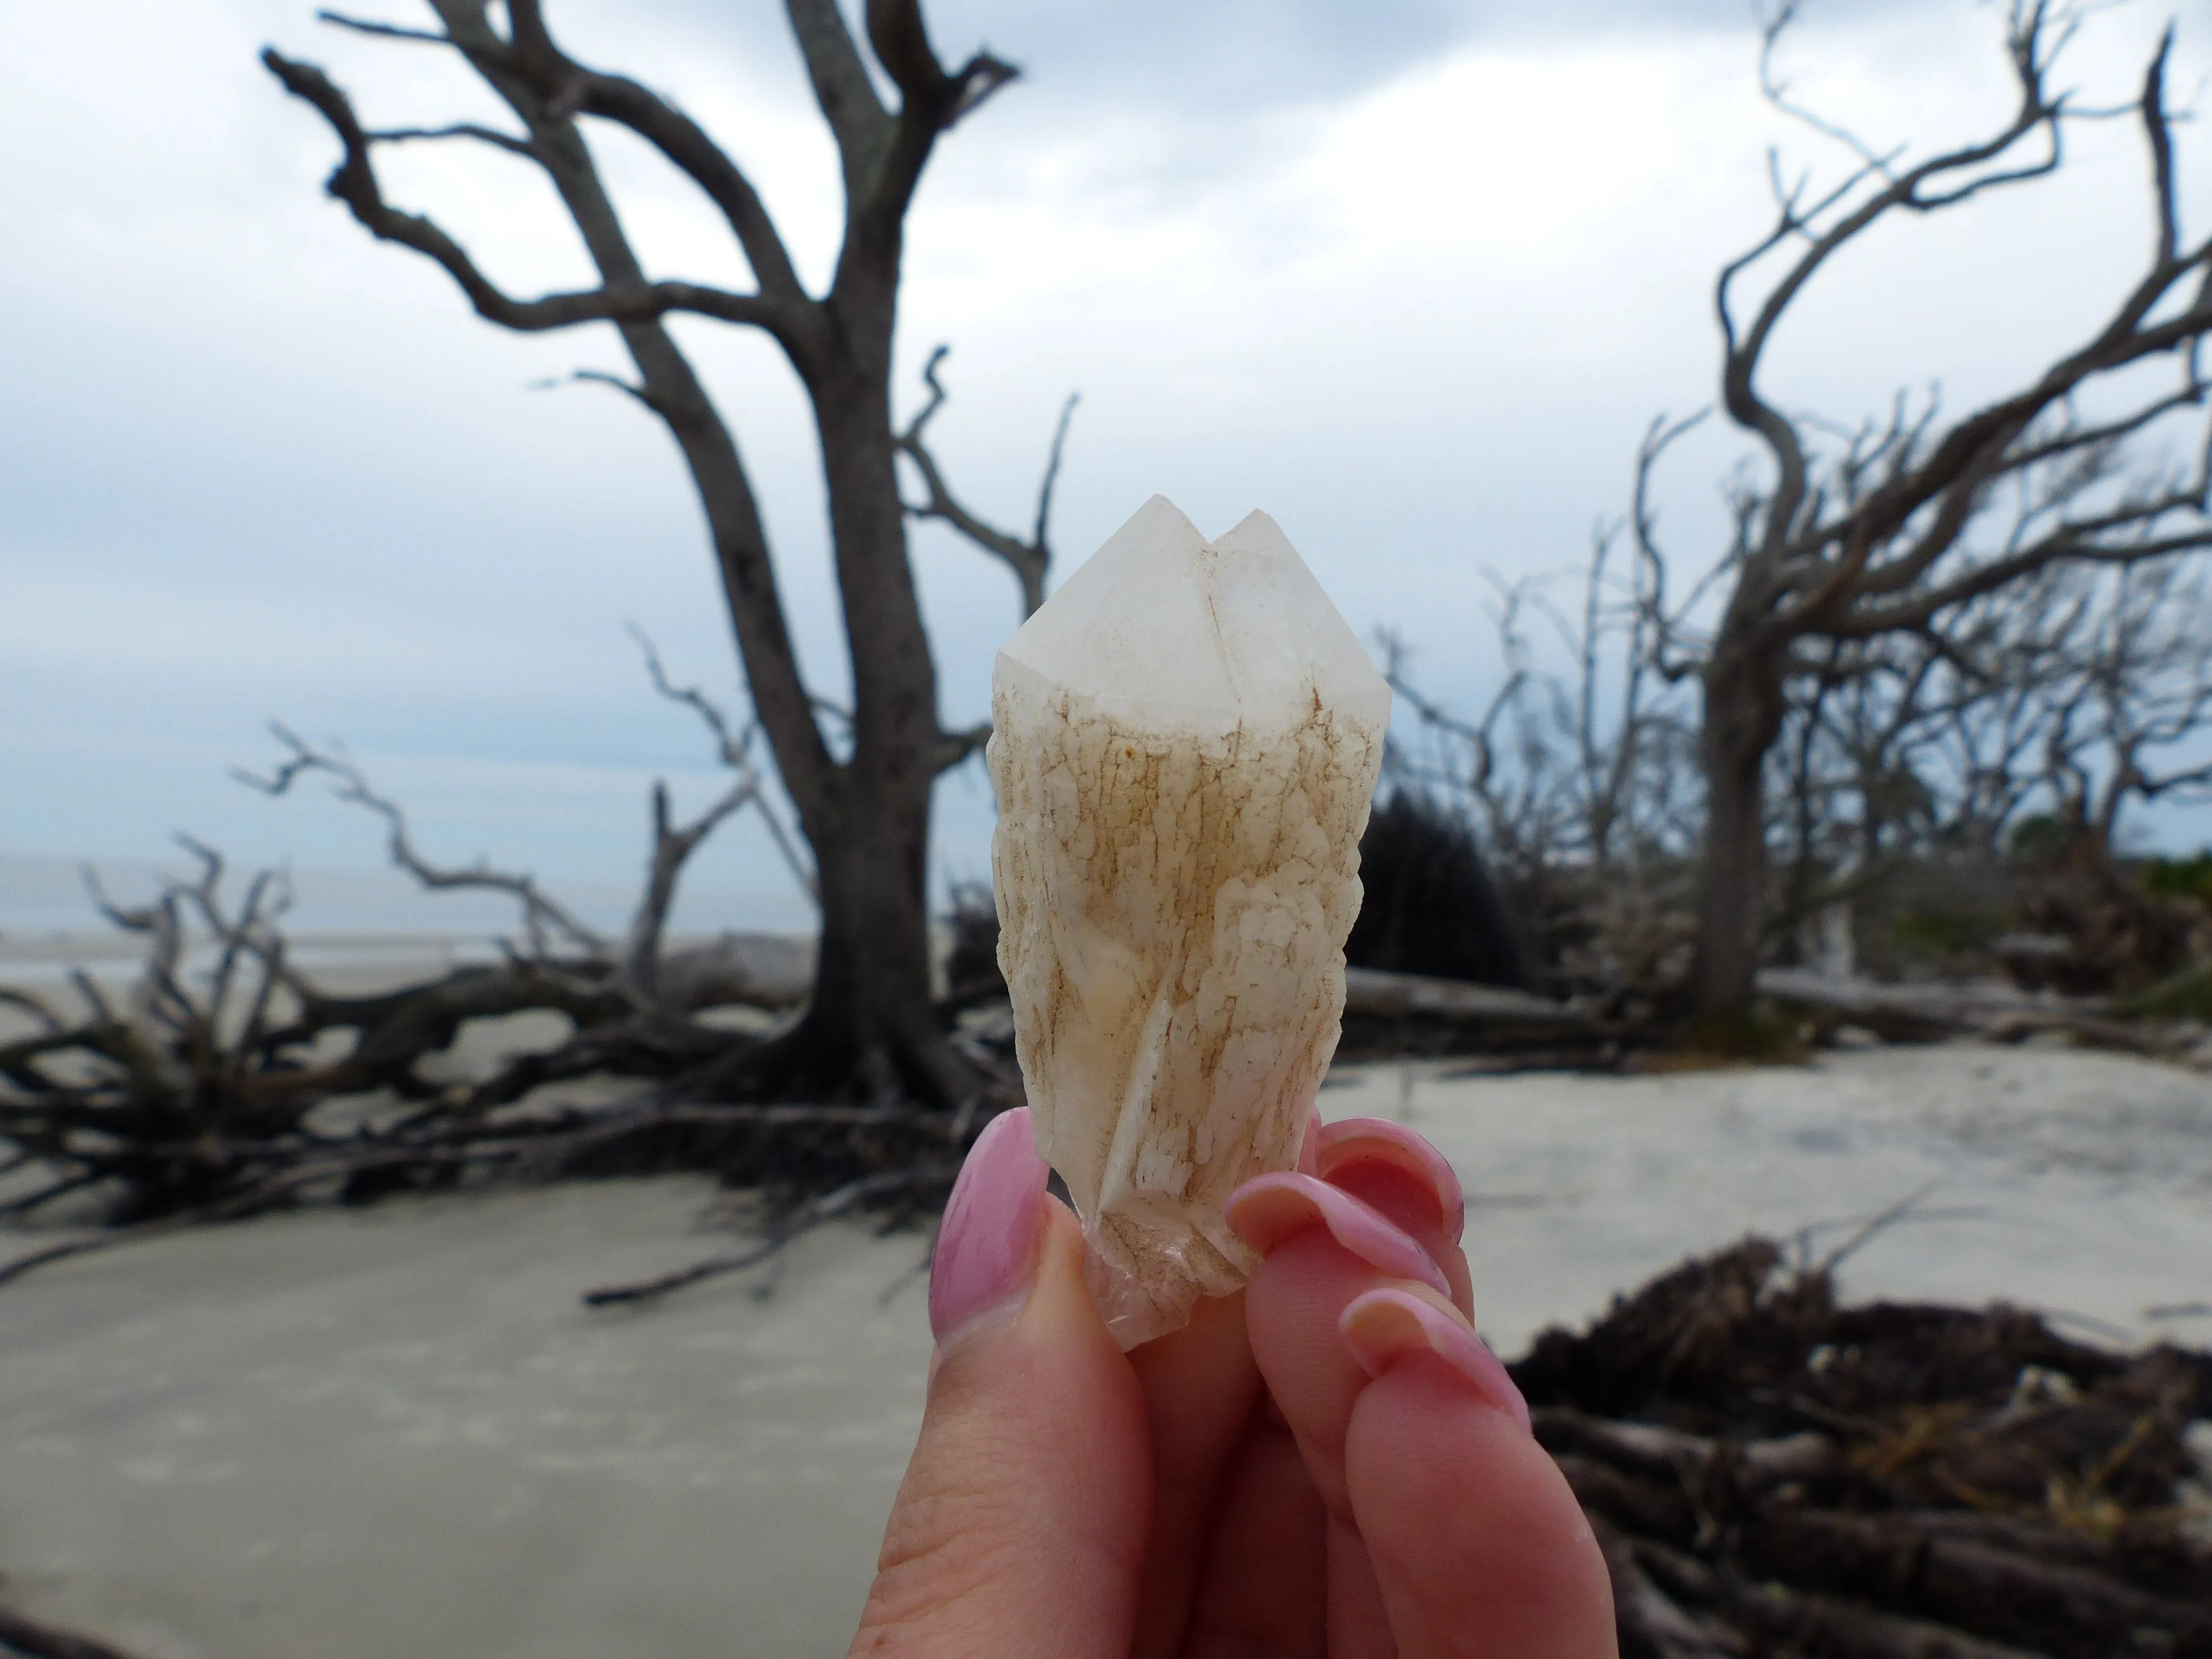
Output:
[[895, 344, 1077, 619], [1644, 2, 2212, 1025], [263, 0, 1055, 1108]]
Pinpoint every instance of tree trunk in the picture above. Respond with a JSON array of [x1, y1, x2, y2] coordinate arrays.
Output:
[[687, 363, 978, 1107], [795, 796, 958, 1099], [1691, 651, 1786, 1027], [267, 6, 1021, 1111], [789, 364, 963, 1101]]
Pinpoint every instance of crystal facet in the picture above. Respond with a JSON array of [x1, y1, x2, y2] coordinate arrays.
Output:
[[987, 495, 1390, 1347]]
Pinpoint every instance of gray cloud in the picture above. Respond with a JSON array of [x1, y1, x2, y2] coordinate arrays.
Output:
[[622, 0, 1859, 122], [4, 0, 2205, 927]]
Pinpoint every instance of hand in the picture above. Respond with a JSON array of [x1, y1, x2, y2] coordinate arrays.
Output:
[[848, 1108, 1616, 1657]]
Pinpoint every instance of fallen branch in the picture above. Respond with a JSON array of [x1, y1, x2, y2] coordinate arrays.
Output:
[[1333, 966, 1620, 1062], [581, 1160, 960, 1307], [1515, 1238, 2212, 1657], [237, 724, 606, 960], [1341, 966, 1599, 1030], [1756, 967, 2178, 1056], [0, 1100, 977, 1292], [1634, 1537, 2044, 1659]]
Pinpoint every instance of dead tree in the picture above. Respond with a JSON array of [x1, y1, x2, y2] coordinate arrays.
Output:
[[1898, 570, 2089, 861], [264, 1, 1067, 1109], [1770, 632, 1944, 950], [0, 660, 794, 1231], [2020, 558, 2212, 858], [1381, 531, 1702, 998], [1783, 556, 2212, 873], [1641, 2, 2212, 1029], [0, 659, 1011, 1278], [1383, 536, 1701, 891]]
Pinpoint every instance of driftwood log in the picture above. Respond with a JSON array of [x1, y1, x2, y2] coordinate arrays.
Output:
[[1755, 968, 2187, 1057], [1343, 963, 2185, 1064], [1342, 966, 1598, 1030], [1334, 966, 1614, 1066], [1512, 1238, 2212, 1658]]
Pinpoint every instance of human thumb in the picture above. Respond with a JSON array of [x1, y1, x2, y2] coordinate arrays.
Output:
[[849, 1109, 1150, 1658]]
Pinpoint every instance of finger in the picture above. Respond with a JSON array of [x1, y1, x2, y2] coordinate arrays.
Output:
[[1125, 1288, 1264, 1659], [1127, 1107, 1319, 1656], [1316, 1118, 1473, 1318], [1342, 1291, 1615, 1659], [1327, 1517, 1395, 1659], [1227, 1174, 1535, 1658], [1176, 1407, 1328, 1659], [1228, 1173, 1453, 1517], [852, 1110, 1149, 1659]]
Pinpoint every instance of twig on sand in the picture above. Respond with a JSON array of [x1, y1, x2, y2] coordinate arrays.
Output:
[[0, 1102, 980, 1295], [582, 1162, 958, 1308], [1813, 1177, 1944, 1274]]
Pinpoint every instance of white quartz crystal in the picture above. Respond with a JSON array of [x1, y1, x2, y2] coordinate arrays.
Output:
[[987, 496, 1390, 1348]]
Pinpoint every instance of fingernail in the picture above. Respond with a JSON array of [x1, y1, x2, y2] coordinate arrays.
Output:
[[1339, 1288, 1531, 1433], [1223, 1173, 1452, 1299], [1316, 1118, 1465, 1241], [929, 1108, 1048, 1343], [1298, 1108, 1323, 1176]]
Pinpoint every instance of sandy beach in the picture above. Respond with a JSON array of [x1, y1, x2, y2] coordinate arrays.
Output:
[[0, 1044, 2207, 1657]]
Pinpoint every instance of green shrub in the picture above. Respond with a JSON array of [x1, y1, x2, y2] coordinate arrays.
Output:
[[2141, 848, 2212, 907]]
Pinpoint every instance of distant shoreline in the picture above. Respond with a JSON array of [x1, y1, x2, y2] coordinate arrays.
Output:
[[0, 928, 811, 989]]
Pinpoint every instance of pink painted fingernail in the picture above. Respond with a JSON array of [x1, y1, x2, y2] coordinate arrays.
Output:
[[1340, 1288, 1531, 1433], [1223, 1173, 1452, 1299], [1336, 1292, 1531, 1433], [1317, 1118, 1465, 1241], [929, 1108, 1048, 1343]]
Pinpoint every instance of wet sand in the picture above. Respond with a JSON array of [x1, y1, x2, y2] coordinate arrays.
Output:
[[1328, 1045, 2212, 1352], [0, 1046, 2206, 1656], [0, 1181, 935, 1659]]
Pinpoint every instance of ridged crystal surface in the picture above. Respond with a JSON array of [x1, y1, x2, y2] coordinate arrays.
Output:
[[987, 496, 1390, 1347]]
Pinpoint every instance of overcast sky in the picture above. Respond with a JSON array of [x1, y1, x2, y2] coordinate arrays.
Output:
[[3, 0, 2205, 933]]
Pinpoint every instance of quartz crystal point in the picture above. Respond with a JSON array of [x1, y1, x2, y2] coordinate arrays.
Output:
[[987, 496, 1390, 1348]]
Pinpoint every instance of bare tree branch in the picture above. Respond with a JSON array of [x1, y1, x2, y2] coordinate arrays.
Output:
[[236, 722, 608, 958], [1638, 2, 2212, 1021], [628, 627, 819, 904], [263, 50, 806, 341], [895, 344, 1076, 618], [314, 8, 451, 45], [624, 778, 758, 999], [496, 0, 813, 311], [363, 120, 540, 159], [934, 721, 993, 774], [629, 623, 753, 768]]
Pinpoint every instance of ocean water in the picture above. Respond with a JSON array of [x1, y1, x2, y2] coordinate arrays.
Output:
[[0, 853, 812, 945]]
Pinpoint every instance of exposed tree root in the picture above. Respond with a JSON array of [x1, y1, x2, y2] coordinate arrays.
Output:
[[0, 704, 1016, 1285]]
